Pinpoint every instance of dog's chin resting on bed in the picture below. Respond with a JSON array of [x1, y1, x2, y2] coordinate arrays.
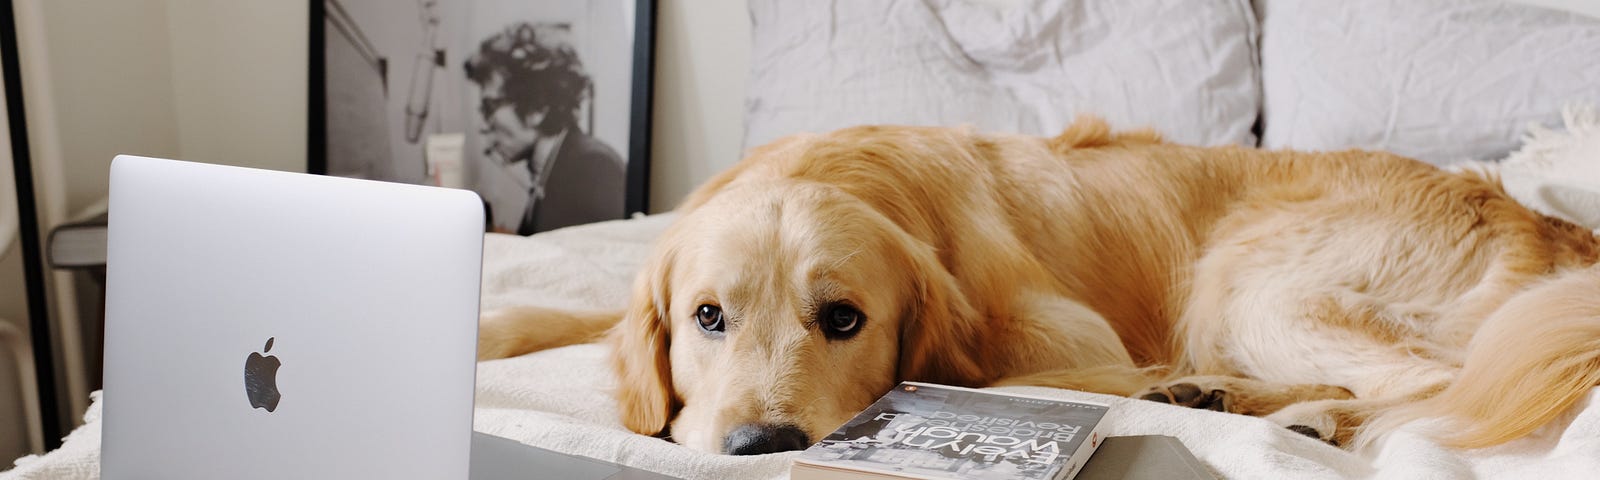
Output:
[[477, 116, 1600, 455]]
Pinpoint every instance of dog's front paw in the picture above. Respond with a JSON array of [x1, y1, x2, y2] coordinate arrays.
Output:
[[475, 306, 620, 360], [476, 308, 530, 361], [1138, 381, 1229, 412], [1136, 376, 1355, 418]]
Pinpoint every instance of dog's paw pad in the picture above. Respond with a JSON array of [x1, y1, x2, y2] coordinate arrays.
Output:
[[1286, 424, 1321, 439], [1137, 382, 1228, 412], [1285, 425, 1339, 446], [1168, 383, 1203, 404], [1139, 392, 1172, 404]]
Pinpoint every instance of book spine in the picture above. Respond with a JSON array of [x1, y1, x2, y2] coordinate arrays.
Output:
[[1054, 418, 1109, 480], [789, 465, 821, 480]]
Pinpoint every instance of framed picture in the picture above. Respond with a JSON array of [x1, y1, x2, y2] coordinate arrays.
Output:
[[310, 0, 655, 234]]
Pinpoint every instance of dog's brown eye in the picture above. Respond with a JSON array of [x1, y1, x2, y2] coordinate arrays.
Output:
[[822, 304, 863, 339], [696, 304, 725, 334]]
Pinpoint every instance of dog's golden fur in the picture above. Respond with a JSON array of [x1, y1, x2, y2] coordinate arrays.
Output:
[[478, 116, 1600, 453]]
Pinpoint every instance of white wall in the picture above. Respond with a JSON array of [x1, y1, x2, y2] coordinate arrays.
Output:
[[649, 0, 749, 212], [42, 0, 750, 213], [160, 0, 754, 213], [38, 0, 182, 216], [165, 0, 306, 173], [24, 0, 308, 209]]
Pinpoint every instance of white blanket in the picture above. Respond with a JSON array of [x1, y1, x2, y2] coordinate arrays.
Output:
[[1456, 106, 1600, 234], [8, 113, 1600, 479]]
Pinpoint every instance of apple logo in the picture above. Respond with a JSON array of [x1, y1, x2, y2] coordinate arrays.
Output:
[[243, 337, 282, 412]]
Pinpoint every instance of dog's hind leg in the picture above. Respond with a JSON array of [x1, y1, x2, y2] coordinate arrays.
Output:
[[1164, 204, 1484, 445], [477, 306, 622, 360], [991, 365, 1166, 397], [1263, 389, 1444, 447], [1134, 374, 1443, 447], [1136, 375, 1353, 416]]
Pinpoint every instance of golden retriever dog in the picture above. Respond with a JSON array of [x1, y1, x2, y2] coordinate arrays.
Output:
[[477, 116, 1600, 455]]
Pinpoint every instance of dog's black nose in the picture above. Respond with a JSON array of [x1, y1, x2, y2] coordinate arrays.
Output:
[[723, 423, 810, 455]]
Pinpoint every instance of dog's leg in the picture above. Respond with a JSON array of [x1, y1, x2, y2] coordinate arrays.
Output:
[[1174, 279, 1462, 443], [991, 365, 1164, 397], [477, 306, 622, 360], [1135, 370, 1451, 448], [1262, 389, 1444, 447], [984, 293, 1161, 396], [1166, 205, 1494, 446], [1136, 375, 1353, 416]]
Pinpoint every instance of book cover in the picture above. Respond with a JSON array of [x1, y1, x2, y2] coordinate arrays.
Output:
[[792, 382, 1110, 480], [1076, 435, 1214, 480]]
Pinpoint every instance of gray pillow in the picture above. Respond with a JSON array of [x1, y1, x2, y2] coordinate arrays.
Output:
[[1257, 0, 1600, 164], [744, 0, 1263, 151]]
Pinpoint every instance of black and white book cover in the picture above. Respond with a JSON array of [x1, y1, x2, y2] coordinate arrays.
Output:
[[793, 382, 1110, 480]]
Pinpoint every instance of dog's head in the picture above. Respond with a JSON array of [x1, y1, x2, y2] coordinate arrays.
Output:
[[608, 166, 991, 454]]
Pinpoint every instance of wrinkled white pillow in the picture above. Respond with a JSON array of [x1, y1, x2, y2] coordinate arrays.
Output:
[[743, 0, 1262, 151], [1257, 0, 1600, 165]]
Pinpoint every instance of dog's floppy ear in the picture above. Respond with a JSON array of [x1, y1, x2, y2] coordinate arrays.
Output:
[[897, 241, 991, 387], [608, 248, 678, 436]]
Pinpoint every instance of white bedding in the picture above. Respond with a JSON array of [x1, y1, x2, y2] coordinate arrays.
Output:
[[4, 211, 1599, 479], [744, 0, 1263, 150], [1257, 0, 1600, 165], [8, 115, 1600, 479]]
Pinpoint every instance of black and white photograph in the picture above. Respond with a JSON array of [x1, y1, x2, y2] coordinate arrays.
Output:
[[312, 0, 653, 234]]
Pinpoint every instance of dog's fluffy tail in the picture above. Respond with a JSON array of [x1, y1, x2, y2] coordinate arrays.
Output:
[[1360, 265, 1600, 449]]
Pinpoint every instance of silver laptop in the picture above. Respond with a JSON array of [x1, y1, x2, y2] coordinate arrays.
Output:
[[101, 156, 675, 480]]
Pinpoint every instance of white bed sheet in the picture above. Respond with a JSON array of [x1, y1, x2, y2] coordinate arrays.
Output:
[[5, 209, 1600, 479]]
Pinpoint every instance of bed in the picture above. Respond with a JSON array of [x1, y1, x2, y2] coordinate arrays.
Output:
[[9, 0, 1600, 478], [5, 110, 1600, 479]]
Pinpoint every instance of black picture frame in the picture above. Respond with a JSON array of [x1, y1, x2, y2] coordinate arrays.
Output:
[[309, 0, 655, 232]]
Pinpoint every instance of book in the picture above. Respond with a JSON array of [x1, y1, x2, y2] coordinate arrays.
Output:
[[791, 382, 1110, 480], [47, 212, 108, 268], [1076, 435, 1214, 480]]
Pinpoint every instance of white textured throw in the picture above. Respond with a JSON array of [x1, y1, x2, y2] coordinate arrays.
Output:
[[7, 117, 1600, 477], [1465, 106, 1600, 233]]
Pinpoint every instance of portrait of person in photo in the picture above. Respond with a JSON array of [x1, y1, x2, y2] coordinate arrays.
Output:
[[317, 0, 650, 234], [464, 23, 627, 235]]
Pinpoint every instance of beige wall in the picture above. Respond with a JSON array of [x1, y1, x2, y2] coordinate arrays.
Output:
[[164, 0, 307, 173], [156, 0, 753, 213], [649, 0, 750, 212], [37, 0, 182, 217], [19, 0, 335, 212], [23, 0, 749, 215]]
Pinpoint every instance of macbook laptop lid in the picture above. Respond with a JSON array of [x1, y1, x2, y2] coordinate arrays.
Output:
[[102, 156, 483, 479], [102, 156, 680, 480]]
